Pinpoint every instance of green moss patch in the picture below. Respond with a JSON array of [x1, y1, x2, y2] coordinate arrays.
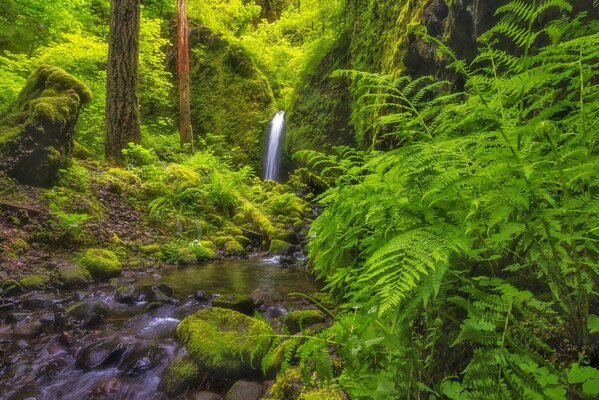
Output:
[[176, 307, 274, 379], [282, 310, 326, 334], [78, 248, 122, 279], [158, 356, 200, 396]]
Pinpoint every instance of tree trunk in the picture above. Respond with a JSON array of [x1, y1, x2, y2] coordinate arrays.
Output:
[[105, 0, 141, 162], [178, 0, 194, 153]]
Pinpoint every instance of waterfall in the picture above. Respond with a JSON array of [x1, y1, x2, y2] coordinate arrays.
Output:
[[263, 111, 285, 181]]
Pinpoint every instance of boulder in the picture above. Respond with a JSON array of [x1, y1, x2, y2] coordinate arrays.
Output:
[[224, 240, 246, 256], [12, 318, 43, 337], [158, 356, 200, 396], [191, 392, 222, 400], [176, 308, 274, 379], [20, 293, 57, 310], [114, 284, 139, 303], [268, 240, 293, 256], [212, 294, 256, 315], [78, 248, 122, 280], [57, 264, 91, 288], [66, 300, 110, 328], [77, 337, 164, 373], [264, 367, 303, 400], [225, 380, 264, 400], [282, 310, 326, 334], [18, 274, 49, 290], [0, 65, 91, 187], [0, 279, 22, 296]]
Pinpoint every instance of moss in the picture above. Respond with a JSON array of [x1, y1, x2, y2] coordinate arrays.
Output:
[[139, 243, 162, 255], [199, 240, 215, 251], [18, 274, 48, 289], [189, 26, 275, 169], [165, 164, 202, 191], [57, 264, 91, 288], [212, 294, 255, 314], [78, 248, 122, 279], [214, 235, 236, 248], [265, 367, 303, 400], [176, 307, 274, 379], [283, 310, 326, 334], [234, 235, 252, 248], [269, 239, 293, 255], [189, 242, 216, 261], [298, 386, 348, 400], [0, 279, 22, 296], [224, 240, 246, 256], [0, 65, 92, 187], [158, 356, 199, 396], [176, 249, 198, 265], [225, 226, 243, 236]]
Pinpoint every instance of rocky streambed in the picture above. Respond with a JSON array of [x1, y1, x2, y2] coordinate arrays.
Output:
[[0, 257, 334, 400]]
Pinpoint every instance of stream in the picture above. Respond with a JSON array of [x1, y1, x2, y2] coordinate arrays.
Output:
[[0, 257, 319, 400]]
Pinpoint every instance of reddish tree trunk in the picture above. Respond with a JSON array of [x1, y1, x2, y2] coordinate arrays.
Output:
[[178, 0, 194, 153]]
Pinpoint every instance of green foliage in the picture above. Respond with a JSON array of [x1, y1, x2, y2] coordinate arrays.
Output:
[[298, 2, 599, 398]]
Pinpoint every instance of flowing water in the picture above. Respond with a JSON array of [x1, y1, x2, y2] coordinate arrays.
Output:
[[263, 111, 285, 181], [0, 258, 318, 400]]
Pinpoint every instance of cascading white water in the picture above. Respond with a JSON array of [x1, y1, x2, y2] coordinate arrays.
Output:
[[263, 111, 285, 181]]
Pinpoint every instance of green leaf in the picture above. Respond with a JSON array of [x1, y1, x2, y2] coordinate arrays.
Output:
[[582, 377, 599, 396], [588, 314, 599, 334]]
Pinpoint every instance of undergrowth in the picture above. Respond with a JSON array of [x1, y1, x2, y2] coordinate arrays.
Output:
[[286, 1, 599, 398]]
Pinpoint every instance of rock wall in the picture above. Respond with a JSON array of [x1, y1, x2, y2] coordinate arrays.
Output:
[[0, 65, 91, 187], [188, 26, 275, 169], [285, 0, 597, 158]]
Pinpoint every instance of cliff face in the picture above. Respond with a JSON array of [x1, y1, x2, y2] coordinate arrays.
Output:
[[188, 26, 275, 169], [285, 0, 597, 157]]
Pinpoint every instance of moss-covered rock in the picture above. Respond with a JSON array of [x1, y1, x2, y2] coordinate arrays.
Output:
[[298, 387, 348, 400], [224, 240, 246, 256], [165, 163, 202, 191], [234, 235, 252, 248], [0, 65, 91, 187], [18, 274, 49, 289], [189, 26, 275, 169], [214, 235, 236, 248], [268, 239, 293, 255], [282, 310, 326, 334], [176, 307, 274, 379], [212, 294, 256, 315], [78, 248, 122, 279], [57, 264, 91, 288], [264, 367, 303, 400], [66, 300, 110, 327], [0, 279, 22, 296], [158, 356, 200, 396]]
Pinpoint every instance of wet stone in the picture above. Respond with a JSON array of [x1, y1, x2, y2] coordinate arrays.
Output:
[[7, 312, 31, 323], [211, 294, 256, 315], [193, 290, 210, 302], [192, 392, 222, 400], [66, 301, 110, 328], [114, 284, 139, 303], [13, 319, 43, 337], [225, 380, 264, 400], [21, 294, 57, 310]]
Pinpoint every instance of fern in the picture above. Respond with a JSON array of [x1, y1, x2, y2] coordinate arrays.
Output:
[[300, 1, 599, 398]]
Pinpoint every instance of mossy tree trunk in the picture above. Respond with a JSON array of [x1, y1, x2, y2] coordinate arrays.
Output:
[[105, 0, 141, 163], [178, 0, 194, 153]]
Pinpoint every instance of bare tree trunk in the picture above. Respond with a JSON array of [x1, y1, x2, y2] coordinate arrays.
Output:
[[105, 0, 141, 163], [178, 0, 194, 153]]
